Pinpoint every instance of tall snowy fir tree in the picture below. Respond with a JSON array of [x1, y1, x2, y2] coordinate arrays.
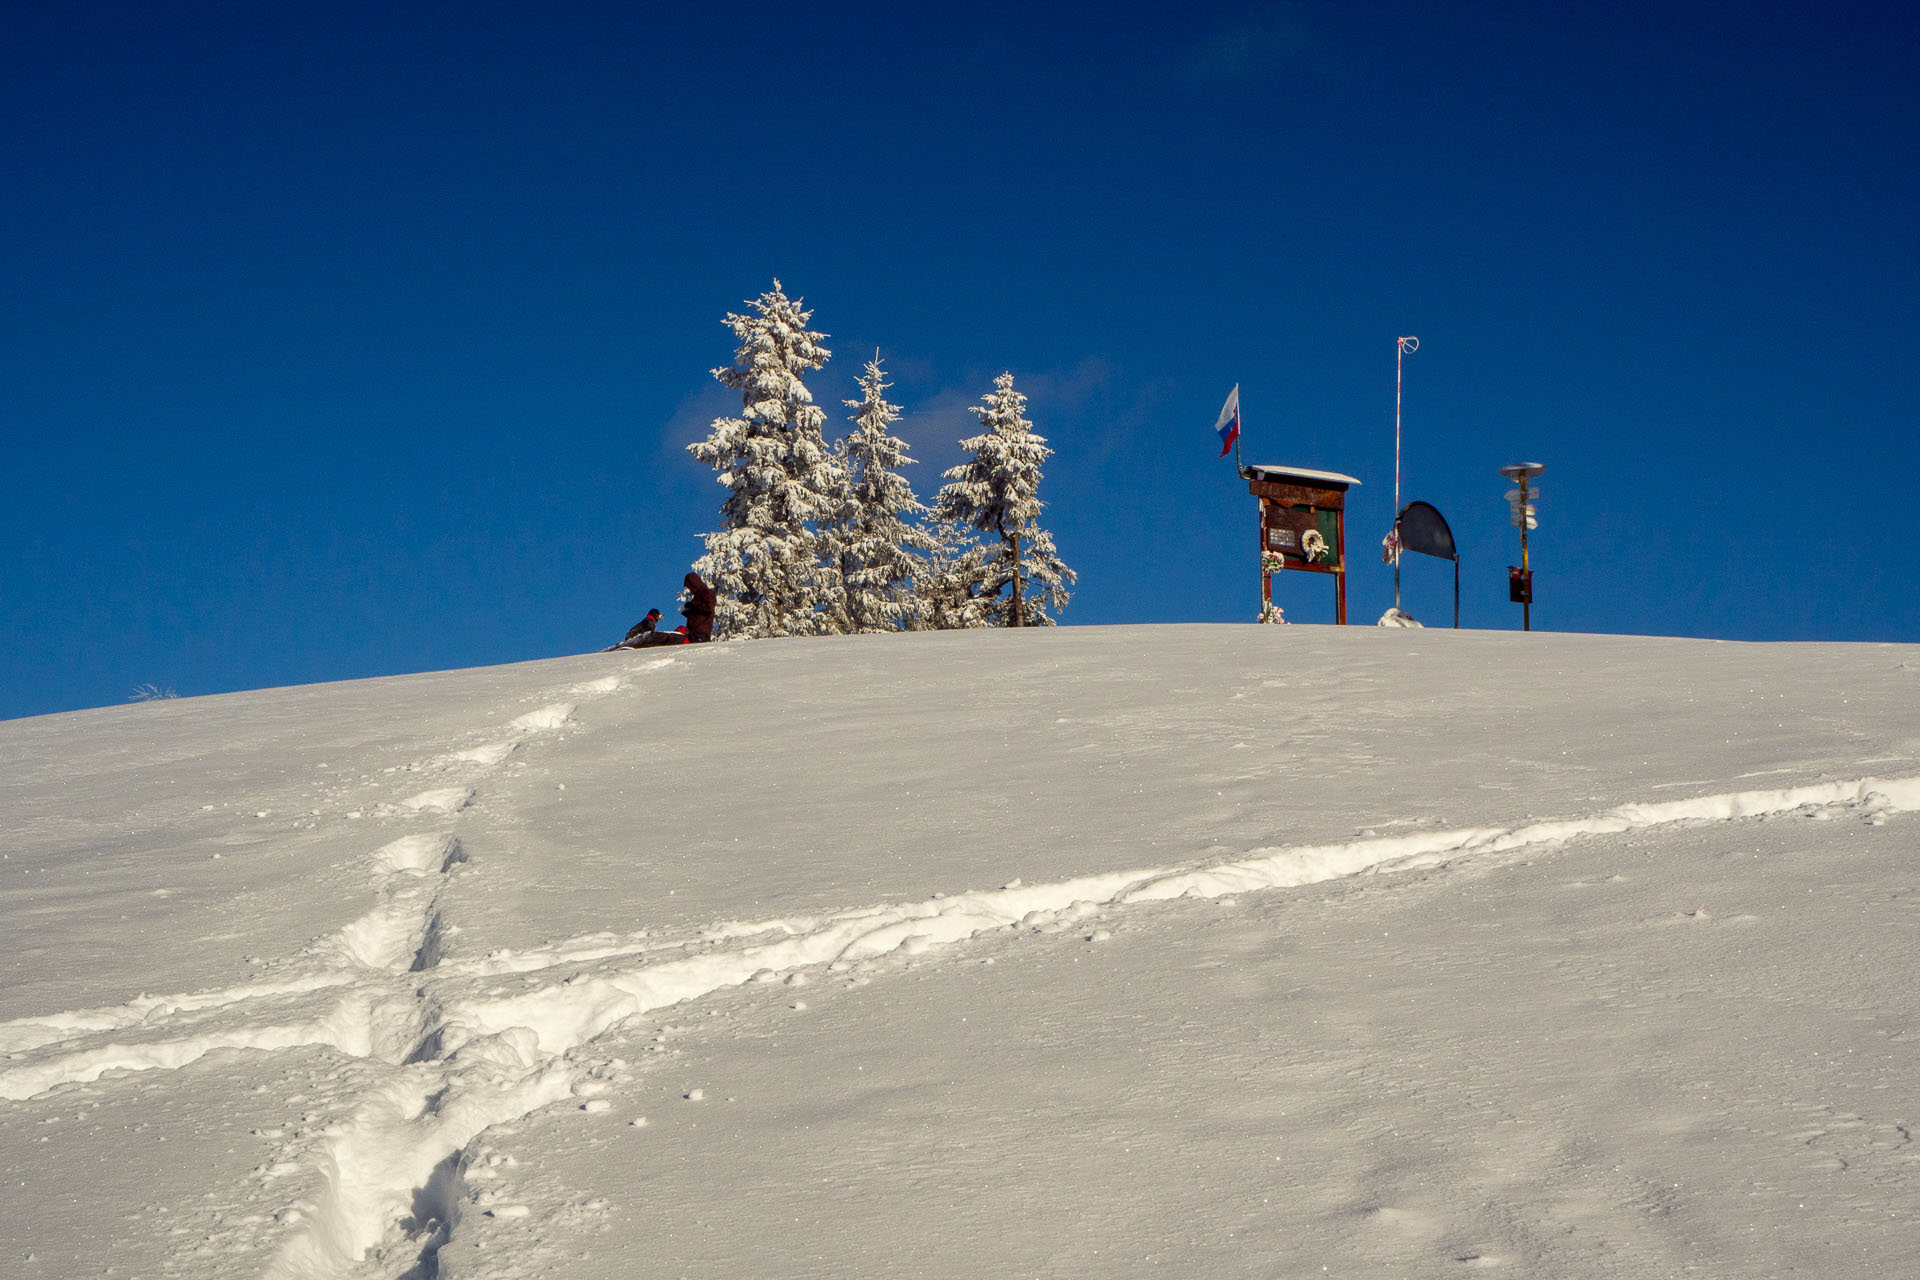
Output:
[[687, 281, 847, 639], [831, 357, 938, 632], [932, 372, 1075, 626]]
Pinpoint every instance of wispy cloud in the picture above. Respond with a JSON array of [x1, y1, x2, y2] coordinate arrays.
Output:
[[894, 386, 982, 475], [1173, 3, 1331, 84], [891, 357, 1172, 479], [892, 358, 1114, 458], [655, 380, 736, 458], [1016, 357, 1118, 418]]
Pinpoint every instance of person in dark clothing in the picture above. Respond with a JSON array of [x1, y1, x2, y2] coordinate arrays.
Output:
[[618, 609, 664, 648], [681, 571, 717, 643]]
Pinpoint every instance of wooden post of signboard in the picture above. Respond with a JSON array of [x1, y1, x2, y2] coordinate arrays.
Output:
[[1259, 519, 1273, 619], [1336, 498, 1348, 625], [1245, 464, 1362, 625]]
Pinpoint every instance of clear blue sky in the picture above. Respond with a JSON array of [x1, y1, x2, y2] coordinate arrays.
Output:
[[5, 1, 1915, 720]]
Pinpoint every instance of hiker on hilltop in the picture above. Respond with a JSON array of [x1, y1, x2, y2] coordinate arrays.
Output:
[[681, 571, 716, 643]]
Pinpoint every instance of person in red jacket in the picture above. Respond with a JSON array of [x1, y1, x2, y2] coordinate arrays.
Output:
[[681, 571, 717, 643]]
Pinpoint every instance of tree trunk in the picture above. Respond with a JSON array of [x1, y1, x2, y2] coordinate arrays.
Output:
[[1009, 531, 1024, 627]]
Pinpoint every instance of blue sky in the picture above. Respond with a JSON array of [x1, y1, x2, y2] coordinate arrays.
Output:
[[4, 1, 1915, 720]]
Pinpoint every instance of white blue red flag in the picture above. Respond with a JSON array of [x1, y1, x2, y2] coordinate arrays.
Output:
[[1214, 384, 1241, 458]]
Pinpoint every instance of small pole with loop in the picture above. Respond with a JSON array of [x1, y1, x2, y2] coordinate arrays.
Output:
[[1393, 336, 1418, 611]]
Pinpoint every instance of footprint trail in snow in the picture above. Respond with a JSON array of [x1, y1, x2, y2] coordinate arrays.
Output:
[[4, 652, 1917, 1278], [2, 666, 639, 1277]]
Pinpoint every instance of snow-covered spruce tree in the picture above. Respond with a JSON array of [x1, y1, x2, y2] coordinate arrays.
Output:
[[830, 357, 938, 631], [931, 371, 1075, 626], [687, 281, 848, 639]]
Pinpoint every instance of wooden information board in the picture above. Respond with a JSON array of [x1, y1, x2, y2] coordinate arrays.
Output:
[[1246, 464, 1361, 624]]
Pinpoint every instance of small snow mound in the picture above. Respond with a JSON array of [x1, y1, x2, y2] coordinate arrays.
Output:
[[401, 787, 473, 815], [1377, 607, 1423, 628], [579, 1098, 612, 1113], [684, 1088, 704, 1101], [374, 833, 453, 875], [449, 741, 517, 766], [510, 702, 577, 732], [571, 676, 621, 695]]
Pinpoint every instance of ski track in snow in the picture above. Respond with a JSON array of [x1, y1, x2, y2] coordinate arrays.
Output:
[[4, 653, 1917, 1278]]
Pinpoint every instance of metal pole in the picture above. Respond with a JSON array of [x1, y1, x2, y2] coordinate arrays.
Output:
[[1394, 336, 1418, 612], [1500, 461, 1544, 634]]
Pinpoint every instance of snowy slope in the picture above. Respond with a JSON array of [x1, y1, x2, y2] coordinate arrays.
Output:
[[3, 626, 1918, 1279]]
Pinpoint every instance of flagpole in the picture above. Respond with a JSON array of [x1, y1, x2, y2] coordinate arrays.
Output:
[[1395, 336, 1418, 513], [1394, 336, 1418, 612]]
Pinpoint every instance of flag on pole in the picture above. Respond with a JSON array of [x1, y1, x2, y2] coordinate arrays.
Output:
[[1213, 384, 1241, 458]]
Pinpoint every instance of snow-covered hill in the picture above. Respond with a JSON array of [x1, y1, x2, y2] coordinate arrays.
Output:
[[4, 626, 1918, 1278]]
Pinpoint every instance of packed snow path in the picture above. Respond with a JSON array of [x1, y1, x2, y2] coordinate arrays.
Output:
[[3, 627, 1918, 1278]]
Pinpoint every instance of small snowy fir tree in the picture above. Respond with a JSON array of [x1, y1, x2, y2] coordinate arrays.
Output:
[[687, 281, 848, 639], [931, 372, 1075, 627], [830, 357, 938, 631], [915, 515, 994, 631]]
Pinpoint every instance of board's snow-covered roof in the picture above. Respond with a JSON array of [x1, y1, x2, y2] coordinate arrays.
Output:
[[1245, 463, 1362, 488]]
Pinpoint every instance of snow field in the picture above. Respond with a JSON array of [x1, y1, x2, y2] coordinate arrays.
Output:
[[12, 756, 1912, 1270], [1, 669, 645, 1279], [4, 629, 1919, 1278], [447, 808, 1920, 1280], [427, 770, 1920, 1066]]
